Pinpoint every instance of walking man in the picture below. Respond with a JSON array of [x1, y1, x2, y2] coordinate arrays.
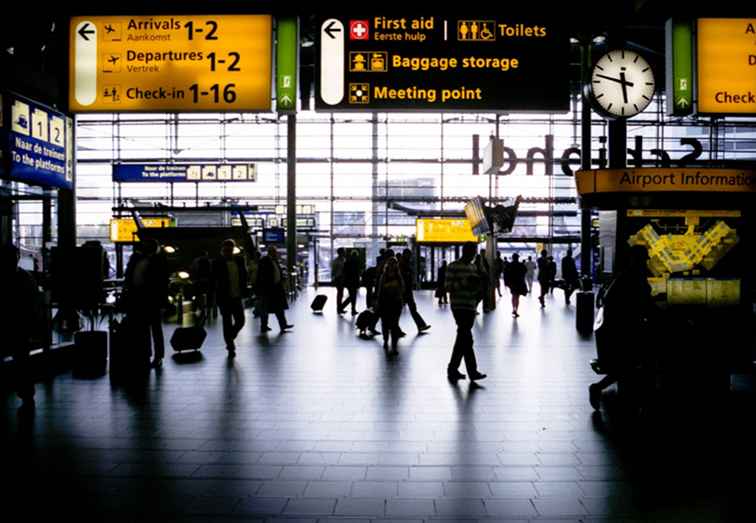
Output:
[[214, 239, 247, 357], [445, 242, 487, 382], [332, 248, 346, 314]]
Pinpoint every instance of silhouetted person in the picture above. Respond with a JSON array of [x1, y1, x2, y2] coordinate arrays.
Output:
[[477, 250, 492, 312], [561, 248, 579, 305], [446, 242, 487, 382], [537, 249, 550, 308], [257, 246, 293, 333], [123, 239, 168, 369], [399, 249, 430, 333], [494, 252, 506, 297], [547, 256, 557, 295], [214, 240, 247, 357], [342, 250, 361, 315], [332, 248, 346, 314], [505, 253, 528, 317], [590, 245, 656, 410], [191, 250, 214, 319], [362, 257, 379, 309], [246, 245, 261, 298], [0, 244, 39, 410], [524, 256, 536, 294], [435, 260, 448, 305], [376, 257, 405, 354]]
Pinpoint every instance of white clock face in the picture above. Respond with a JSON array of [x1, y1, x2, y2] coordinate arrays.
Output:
[[590, 49, 655, 118]]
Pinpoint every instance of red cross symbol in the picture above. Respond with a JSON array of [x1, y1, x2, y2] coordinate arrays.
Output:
[[350, 20, 369, 40]]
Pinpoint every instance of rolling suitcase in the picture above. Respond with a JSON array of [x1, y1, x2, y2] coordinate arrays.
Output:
[[73, 330, 108, 377], [170, 324, 207, 352], [109, 316, 150, 378], [576, 290, 595, 335], [355, 309, 376, 334], [311, 294, 328, 313]]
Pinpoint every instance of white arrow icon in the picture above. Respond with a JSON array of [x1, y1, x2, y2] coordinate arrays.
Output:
[[677, 97, 690, 108], [280, 95, 292, 106], [321, 19, 344, 105]]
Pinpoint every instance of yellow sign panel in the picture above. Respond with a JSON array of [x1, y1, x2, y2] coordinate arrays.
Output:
[[110, 217, 173, 243], [69, 15, 272, 111], [416, 218, 478, 243], [697, 18, 756, 114], [575, 168, 756, 195]]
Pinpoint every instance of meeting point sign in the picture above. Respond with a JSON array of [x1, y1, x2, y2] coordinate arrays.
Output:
[[316, 15, 569, 112]]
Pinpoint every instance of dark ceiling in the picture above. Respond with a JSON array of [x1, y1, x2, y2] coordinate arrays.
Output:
[[1, 1, 751, 111]]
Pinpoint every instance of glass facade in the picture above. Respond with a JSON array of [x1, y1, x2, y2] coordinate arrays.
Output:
[[9, 94, 756, 281]]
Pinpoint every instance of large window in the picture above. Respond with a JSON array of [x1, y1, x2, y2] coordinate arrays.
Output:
[[71, 95, 756, 281]]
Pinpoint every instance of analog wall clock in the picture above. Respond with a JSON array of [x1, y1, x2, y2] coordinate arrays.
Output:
[[588, 49, 655, 118]]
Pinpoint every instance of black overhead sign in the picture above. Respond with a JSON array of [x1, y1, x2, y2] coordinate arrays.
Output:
[[316, 15, 569, 112]]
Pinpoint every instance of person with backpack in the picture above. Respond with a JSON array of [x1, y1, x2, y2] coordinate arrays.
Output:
[[376, 256, 405, 354], [445, 242, 487, 382], [504, 253, 528, 318], [213, 239, 248, 357]]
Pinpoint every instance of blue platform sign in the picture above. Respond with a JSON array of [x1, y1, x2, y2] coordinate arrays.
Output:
[[114, 162, 257, 183], [2, 92, 73, 189], [262, 227, 285, 244]]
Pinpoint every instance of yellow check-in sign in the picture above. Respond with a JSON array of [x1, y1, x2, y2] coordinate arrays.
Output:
[[697, 18, 756, 115], [69, 15, 272, 111], [416, 218, 478, 243], [110, 216, 174, 243]]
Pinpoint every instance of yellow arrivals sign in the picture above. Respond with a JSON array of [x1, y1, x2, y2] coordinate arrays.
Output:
[[575, 168, 756, 195], [416, 218, 478, 243], [110, 216, 174, 243], [697, 18, 756, 115], [69, 15, 272, 111]]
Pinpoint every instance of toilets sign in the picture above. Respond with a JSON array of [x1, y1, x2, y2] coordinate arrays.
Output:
[[317, 15, 569, 111]]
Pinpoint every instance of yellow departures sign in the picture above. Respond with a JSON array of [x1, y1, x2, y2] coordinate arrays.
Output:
[[697, 18, 756, 115], [69, 15, 272, 111]]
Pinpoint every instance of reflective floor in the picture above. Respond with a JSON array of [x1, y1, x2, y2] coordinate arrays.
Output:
[[2, 288, 755, 522]]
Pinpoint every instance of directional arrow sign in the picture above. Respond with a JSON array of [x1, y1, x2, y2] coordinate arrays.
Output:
[[324, 20, 342, 39], [320, 18, 344, 105], [74, 21, 97, 106], [279, 95, 293, 107], [677, 97, 690, 108], [78, 22, 95, 41]]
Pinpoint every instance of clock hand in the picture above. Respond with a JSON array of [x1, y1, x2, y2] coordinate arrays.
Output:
[[595, 73, 635, 87], [619, 72, 629, 104]]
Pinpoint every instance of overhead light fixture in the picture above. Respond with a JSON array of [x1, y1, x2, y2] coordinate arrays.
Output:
[[163, 245, 177, 254], [233, 246, 242, 255], [593, 35, 607, 44], [177, 271, 190, 280]]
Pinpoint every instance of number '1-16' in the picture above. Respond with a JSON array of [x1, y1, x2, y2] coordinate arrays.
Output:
[[189, 84, 237, 103]]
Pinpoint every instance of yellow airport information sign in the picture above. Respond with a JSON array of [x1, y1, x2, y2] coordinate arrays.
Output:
[[69, 15, 272, 111], [575, 168, 756, 195], [416, 218, 478, 243], [697, 18, 756, 115], [110, 217, 173, 243]]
